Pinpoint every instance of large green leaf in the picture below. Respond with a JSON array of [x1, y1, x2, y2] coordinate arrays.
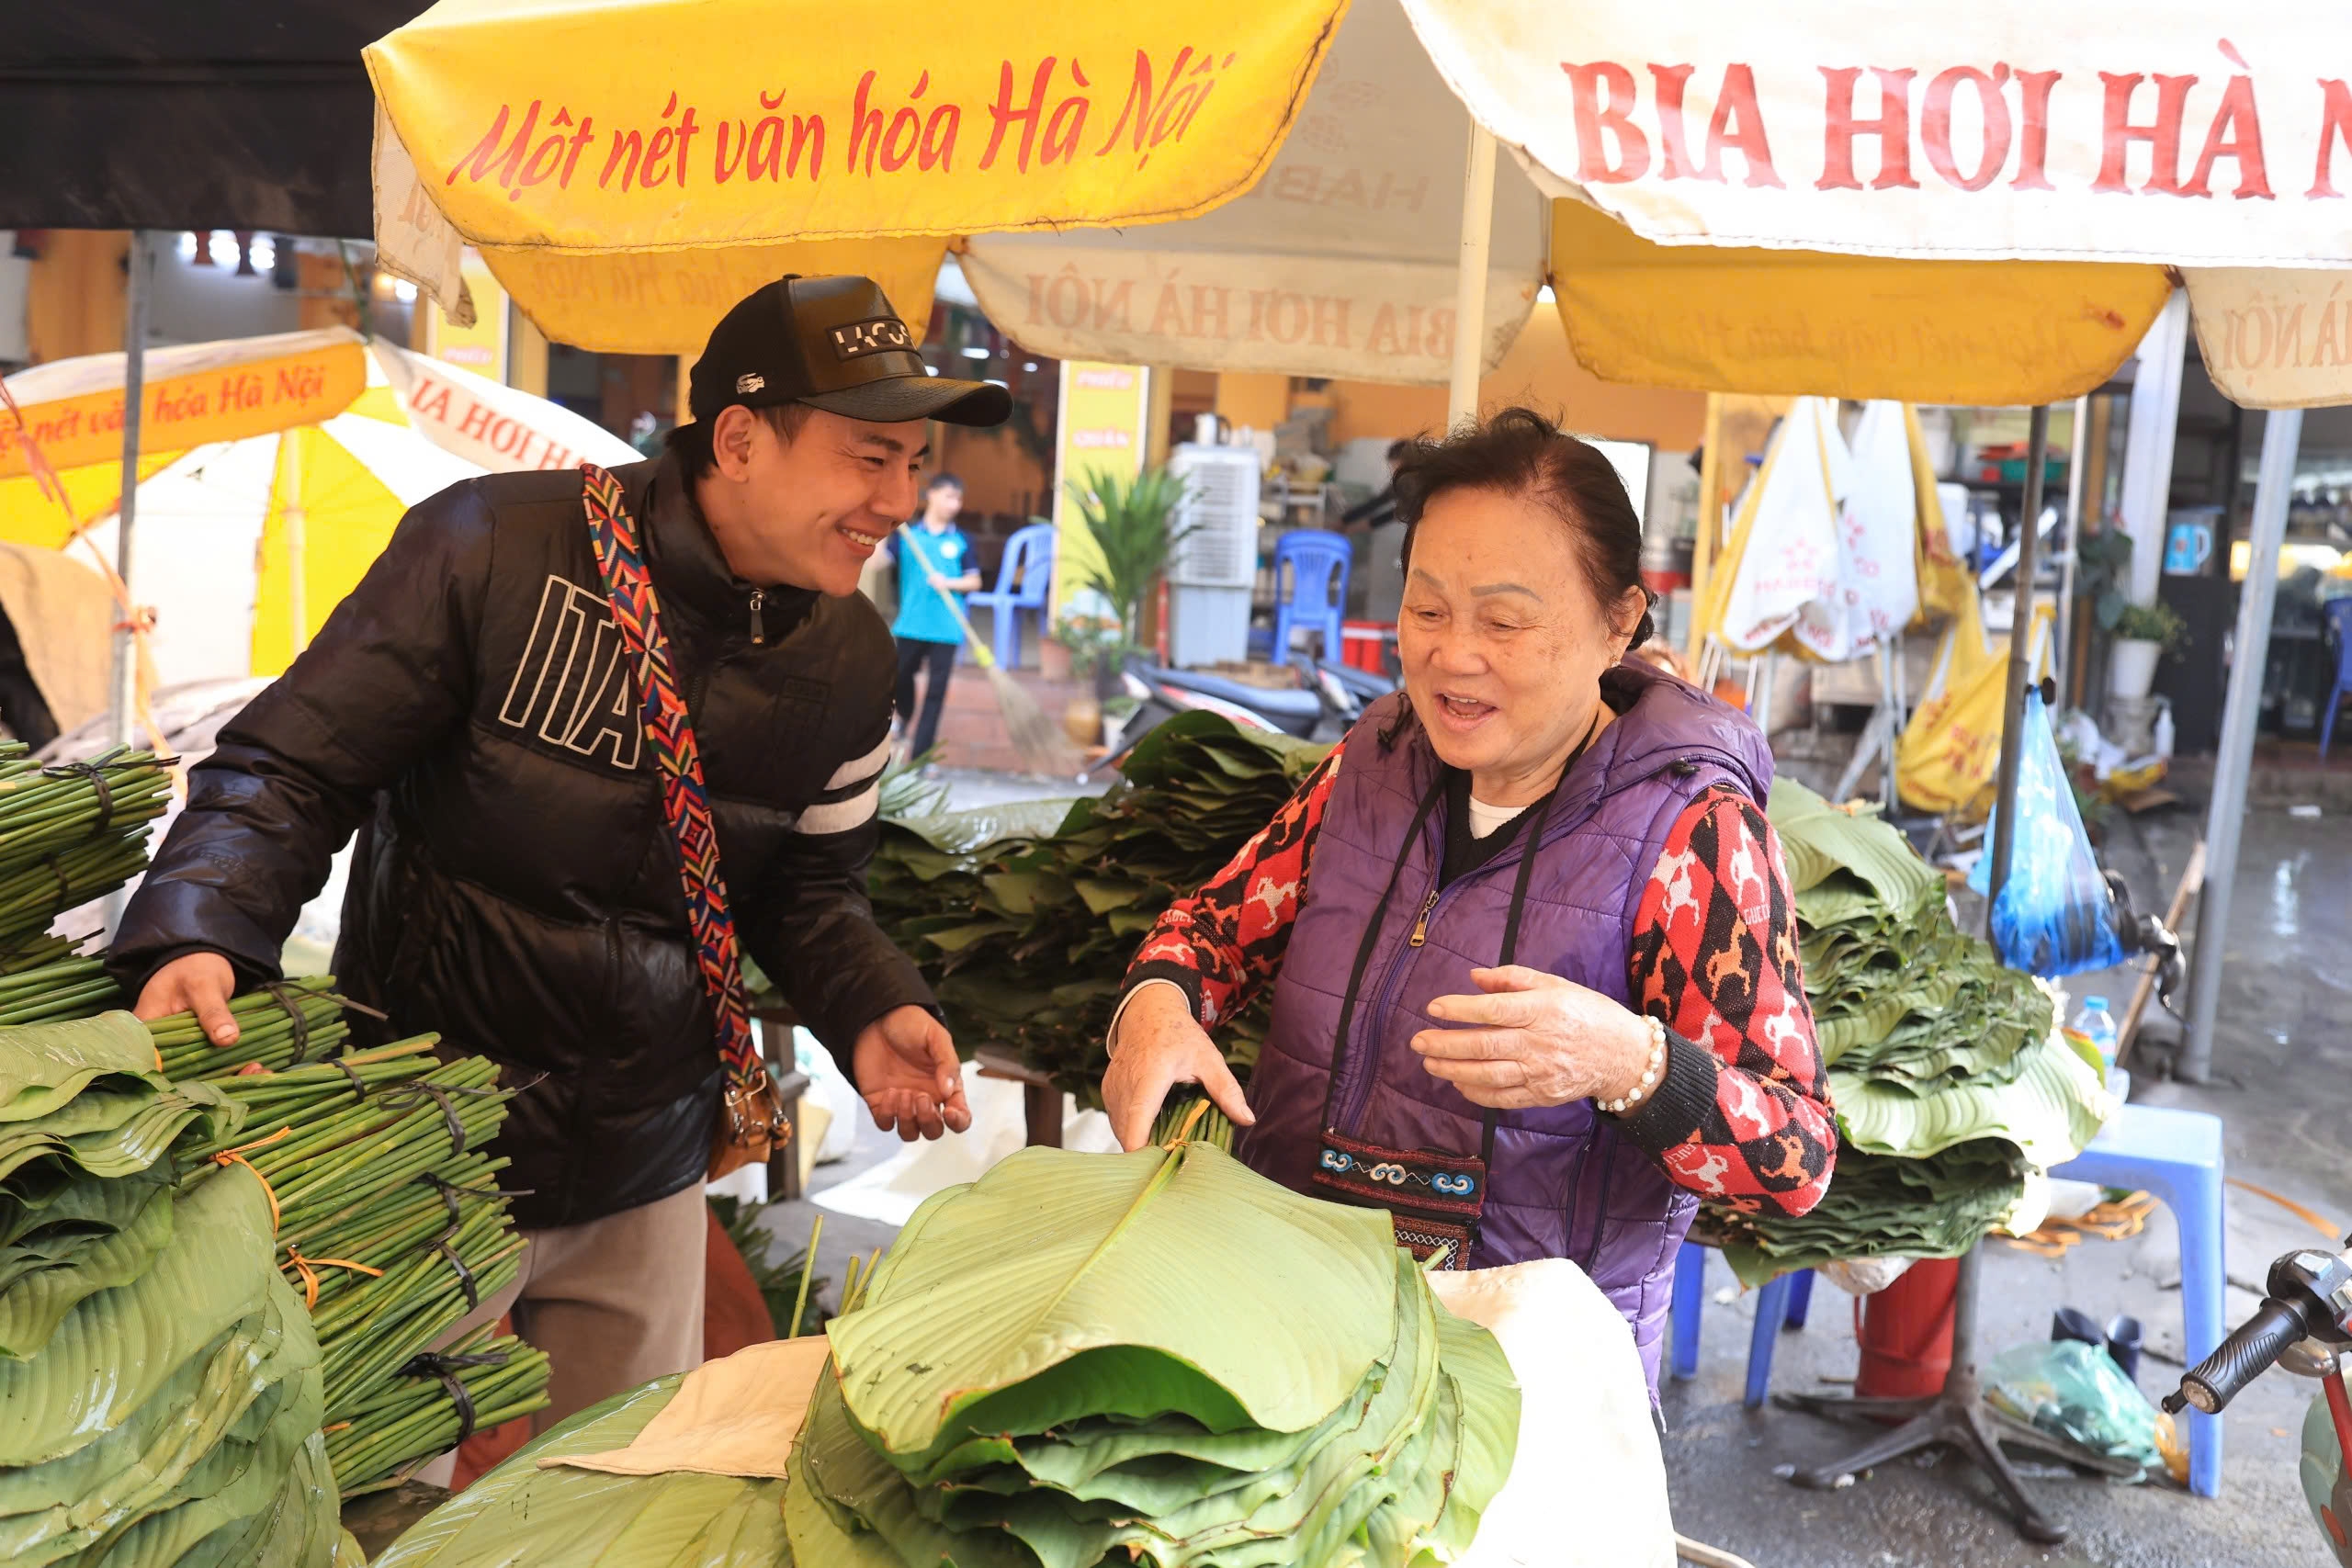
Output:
[[0, 1164, 277, 1467], [369, 1377, 791, 1568], [1768, 780, 1940, 908], [1708, 1142, 2029, 1288], [0, 1167, 175, 1359], [0, 1012, 168, 1123], [0, 1081, 240, 1187], [1831, 1025, 2115, 1168], [73, 1356, 324, 1568], [0, 1271, 320, 1556], [828, 1143, 1396, 1472]]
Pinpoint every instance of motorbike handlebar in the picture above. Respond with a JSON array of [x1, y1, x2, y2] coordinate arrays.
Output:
[[2166, 1297, 2316, 1416]]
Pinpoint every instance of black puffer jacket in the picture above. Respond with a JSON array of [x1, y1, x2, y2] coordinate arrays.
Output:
[[109, 454, 931, 1229]]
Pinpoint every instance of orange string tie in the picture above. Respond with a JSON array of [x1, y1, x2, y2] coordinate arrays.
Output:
[[209, 1125, 294, 1230], [1160, 1097, 1213, 1150], [285, 1249, 385, 1312]]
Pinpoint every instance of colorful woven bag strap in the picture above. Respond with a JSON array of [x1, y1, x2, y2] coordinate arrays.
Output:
[[578, 464, 770, 1114]]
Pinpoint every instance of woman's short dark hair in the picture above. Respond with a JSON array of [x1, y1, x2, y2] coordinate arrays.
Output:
[[663, 403, 814, 479], [1391, 406, 1655, 650]]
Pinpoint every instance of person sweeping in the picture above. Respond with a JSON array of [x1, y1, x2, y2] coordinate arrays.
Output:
[[889, 474, 979, 764]]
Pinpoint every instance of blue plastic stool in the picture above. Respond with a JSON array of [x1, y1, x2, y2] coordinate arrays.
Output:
[[1272, 531, 1350, 661], [965, 523, 1057, 670], [1669, 1240, 1815, 1409], [2050, 1102, 2227, 1497], [2320, 598, 2352, 759]]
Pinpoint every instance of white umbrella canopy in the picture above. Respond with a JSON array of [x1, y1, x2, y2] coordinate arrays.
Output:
[[960, 0, 1547, 387]]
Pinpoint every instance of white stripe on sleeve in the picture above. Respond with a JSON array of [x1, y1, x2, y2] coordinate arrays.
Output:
[[827, 735, 894, 790], [795, 781, 880, 836]]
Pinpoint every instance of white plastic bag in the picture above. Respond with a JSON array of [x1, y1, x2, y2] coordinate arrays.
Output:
[[1792, 400, 1920, 662], [1720, 398, 1846, 653]]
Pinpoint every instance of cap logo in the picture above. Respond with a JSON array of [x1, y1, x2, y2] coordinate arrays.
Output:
[[736, 373, 766, 395], [831, 318, 915, 360]]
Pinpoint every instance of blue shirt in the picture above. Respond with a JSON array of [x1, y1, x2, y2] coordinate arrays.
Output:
[[890, 525, 973, 645]]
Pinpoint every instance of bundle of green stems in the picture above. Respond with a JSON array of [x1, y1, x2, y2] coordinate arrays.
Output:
[[149, 977, 351, 1079], [324, 1325, 551, 1496]]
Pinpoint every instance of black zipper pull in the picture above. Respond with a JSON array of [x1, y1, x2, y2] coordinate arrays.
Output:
[[749, 589, 767, 646], [1408, 889, 1440, 947]]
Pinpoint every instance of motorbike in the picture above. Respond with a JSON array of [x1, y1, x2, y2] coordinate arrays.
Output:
[[2164, 1242, 2352, 1559], [1101, 653, 1392, 765]]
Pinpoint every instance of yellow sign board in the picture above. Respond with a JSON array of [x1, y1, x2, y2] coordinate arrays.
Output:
[[1049, 361, 1152, 614], [426, 251, 511, 382]]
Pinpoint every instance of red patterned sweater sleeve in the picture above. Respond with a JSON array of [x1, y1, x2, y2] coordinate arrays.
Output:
[[1619, 786, 1837, 1217], [1120, 740, 1346, 1030]]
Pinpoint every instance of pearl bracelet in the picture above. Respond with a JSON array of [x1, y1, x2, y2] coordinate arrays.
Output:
[[1600, 1015, 1668, 1115]]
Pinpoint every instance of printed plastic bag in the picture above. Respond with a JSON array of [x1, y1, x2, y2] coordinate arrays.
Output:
[[1965, 689, 2127, 978], [1984, 1338, 2161, 1472]]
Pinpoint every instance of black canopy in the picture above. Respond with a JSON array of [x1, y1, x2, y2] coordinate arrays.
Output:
[[0, 6, 426, 235]]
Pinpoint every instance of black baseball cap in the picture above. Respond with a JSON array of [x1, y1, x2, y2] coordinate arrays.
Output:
[[687, 274, 1011, 428]]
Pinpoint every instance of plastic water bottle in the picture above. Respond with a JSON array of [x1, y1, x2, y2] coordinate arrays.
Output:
[[2071, 997, 2121, 1094], [2153, 701, 2176, 761]]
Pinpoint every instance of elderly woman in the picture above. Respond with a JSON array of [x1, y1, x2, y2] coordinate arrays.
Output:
[[1102, 409, 1835, 1389]]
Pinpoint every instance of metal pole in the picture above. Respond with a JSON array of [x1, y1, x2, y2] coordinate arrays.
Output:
[[283, 433, 309, 656], [107, 231, 152, 750], [2182, 407, 2303, 1083], [1446, 121, 1498, 429], [2056, 395, 2089, 695], [1986, 405, 2051, 911]]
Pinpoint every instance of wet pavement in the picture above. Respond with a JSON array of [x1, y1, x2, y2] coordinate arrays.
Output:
[[1668, 802, 2351, 1567]]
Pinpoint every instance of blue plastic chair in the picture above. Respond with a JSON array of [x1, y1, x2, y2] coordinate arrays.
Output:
[[1668, 1241, 1815, 1408], [965, 524, 1057, 670], [2050, 1102, 2227, 1497], [2320, 598, 2352, 759], [1272, 531, 1351, 661]]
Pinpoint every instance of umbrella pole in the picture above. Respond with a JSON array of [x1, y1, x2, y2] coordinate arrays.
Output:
[[107, 231, 152, 750], [1778, 409, 2132, 1541], [1446, 122, 1497, 429], [1986, 403, 2052, 920], [2181, 408, 2303, 1083], [283, 433, 310, 657], [2056, 395, 2089, 696]]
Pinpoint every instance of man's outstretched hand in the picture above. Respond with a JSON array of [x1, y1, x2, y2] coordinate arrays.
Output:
[[133, 952, 240, 1045], [852, 1005, 972, 1142]]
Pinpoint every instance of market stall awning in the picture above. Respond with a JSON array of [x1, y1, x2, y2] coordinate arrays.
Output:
[[365, 0, 1351, 343], [1547, 202, 2174, 406], [0, 6, 424, 233], [959, 0, 1544, 386]]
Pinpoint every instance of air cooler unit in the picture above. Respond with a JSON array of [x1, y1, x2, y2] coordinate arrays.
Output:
[[1164, 444, 1261, 669]]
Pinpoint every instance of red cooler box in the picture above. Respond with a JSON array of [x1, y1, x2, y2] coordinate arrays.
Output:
[[1341, 621, 1393, 675]]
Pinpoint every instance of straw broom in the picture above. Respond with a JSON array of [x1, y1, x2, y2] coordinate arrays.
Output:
[[895, 524, 1081, 773]]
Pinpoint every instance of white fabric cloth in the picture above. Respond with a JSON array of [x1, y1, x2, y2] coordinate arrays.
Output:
[[808, 1060, 1119, 1228]]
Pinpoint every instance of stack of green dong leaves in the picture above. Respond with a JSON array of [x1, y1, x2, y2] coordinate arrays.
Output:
[[0, 1011, 343, 1566], [1703, 782, 2111, 1287], [871, 714, 1330, 1101], [364, 1111, 1524, 1568], [786, 1102, 1519, 1568], [158, 983, 550, 1496], [0, 748, 175, 1021]]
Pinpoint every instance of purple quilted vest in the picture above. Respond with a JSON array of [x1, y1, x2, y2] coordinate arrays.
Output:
[[1242, 660, 1771, 1392]]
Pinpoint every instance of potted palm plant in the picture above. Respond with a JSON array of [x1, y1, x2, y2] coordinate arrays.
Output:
[[1064, 465, 1195, 658]]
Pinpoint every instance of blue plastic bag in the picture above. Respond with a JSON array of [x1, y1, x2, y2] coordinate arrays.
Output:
[[1967, 691, 2127, 977]]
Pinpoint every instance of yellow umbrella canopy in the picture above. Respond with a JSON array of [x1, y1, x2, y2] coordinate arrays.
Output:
[[367, 0, 1351, 352]]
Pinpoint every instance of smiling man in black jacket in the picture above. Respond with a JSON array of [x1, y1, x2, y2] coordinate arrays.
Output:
[[108, 275, 1007, 1436]]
